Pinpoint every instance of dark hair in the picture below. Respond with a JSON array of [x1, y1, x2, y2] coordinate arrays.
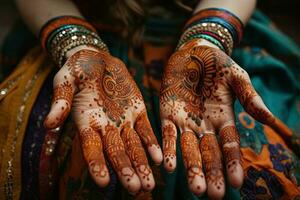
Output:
[[74, 0, 197, 44]]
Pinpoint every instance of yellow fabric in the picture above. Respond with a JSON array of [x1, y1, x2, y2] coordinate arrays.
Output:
[[0, 47, 53, 200]]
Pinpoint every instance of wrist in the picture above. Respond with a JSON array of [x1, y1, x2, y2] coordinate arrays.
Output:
[[39, 16, 109, 67], [65, 45, 103, 59], [177, 8, 244, 55], [178, 38, 220, 51]]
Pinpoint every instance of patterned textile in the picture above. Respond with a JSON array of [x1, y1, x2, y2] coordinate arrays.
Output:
[[0, 5, 299, 200]]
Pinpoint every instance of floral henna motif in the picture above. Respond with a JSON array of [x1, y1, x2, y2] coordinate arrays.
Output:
[[219, 126, 240, 172]]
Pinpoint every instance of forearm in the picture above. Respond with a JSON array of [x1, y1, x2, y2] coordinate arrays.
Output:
[[15, 0, 83, 36], [194, 0, 256, 25]]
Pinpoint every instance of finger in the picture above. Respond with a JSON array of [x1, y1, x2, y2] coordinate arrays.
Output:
[[219, 125, 243, 188], [135, 111, 163, 165], [44, 67, 76, 129], [79, 126, 110, 187], [102, 124, 141, 194], [200, 134, 225, 200], [162, 120, 177, 172], [230, 70, 275, 125], [181, 131, 206, 196], [121, 123, 155, 191]]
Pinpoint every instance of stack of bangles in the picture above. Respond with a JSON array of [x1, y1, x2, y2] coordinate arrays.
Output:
[[39, 16, 109, 68], [177, 8, 244, 55]]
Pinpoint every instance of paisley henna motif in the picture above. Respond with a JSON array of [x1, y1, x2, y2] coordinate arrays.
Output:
[[66, 50, 143, 126]]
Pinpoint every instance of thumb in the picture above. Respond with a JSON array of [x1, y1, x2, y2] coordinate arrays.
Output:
[[230, 66, 275, 125], [44, 67, 76, 129]]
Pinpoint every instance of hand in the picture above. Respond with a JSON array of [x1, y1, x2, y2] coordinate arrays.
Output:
[[44, 48, 163, 194], [160, 39, 275, 199]]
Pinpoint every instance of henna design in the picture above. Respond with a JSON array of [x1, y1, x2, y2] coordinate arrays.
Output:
[[200, 134, 224, 190], [160, 39, 272, 195], [181, 132, 203, 183], [181, 132, 202, 171], [231, 75, 275, 125], [121, 123, 154, 189], [46, 49, 161, 192], [162, 124, 177, 169], [103, 124, 132, 172], [135, 112, 160, 148], [79, 127, 109, 184], [231, 75, 257, 107], [244, 102, 275, 125], [160, 44, 236, 130], [66, 50, 143, 127], [219, 126, 240, 172], [44, 80, 74, 129], [53, 81, 73, 105], [102, 123, 142, 192]]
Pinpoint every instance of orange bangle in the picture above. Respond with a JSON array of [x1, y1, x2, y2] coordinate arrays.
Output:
[[39, 16, 97, 51]]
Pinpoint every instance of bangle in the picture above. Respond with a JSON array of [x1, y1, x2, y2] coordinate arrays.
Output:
[[39, 16, 97, 51], [179, 34, 225, 51], [178, 8, 244, 55], [39, 16, 108, 67], [185, 8, 243, 45], [51, 30, 107, 67], [177, 22, 233, 54]]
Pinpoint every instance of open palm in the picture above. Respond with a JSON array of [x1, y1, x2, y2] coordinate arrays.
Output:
[[44, 49, 163, 194], [160, 39, 275, 199]]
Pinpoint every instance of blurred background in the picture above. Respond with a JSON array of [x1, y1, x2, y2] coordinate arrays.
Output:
[[0, 0, 300, 47]]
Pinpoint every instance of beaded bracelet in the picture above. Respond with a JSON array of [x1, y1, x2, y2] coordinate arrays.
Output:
[[39, 16, 108, 67], [185, 8, 244, 45], [177, 8, 244, 55], [178, 22, 233, 54]]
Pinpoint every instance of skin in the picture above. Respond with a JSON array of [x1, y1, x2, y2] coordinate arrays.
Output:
[[16, 0, 266, 197], [160, 38, 275, 199], [44, 48, 163, 194]]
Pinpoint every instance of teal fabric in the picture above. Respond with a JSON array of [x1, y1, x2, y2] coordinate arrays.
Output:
[[233, 11, 300, 133]]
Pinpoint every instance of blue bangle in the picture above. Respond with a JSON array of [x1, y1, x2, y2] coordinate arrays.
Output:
[[185, 18, 239, 45]]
